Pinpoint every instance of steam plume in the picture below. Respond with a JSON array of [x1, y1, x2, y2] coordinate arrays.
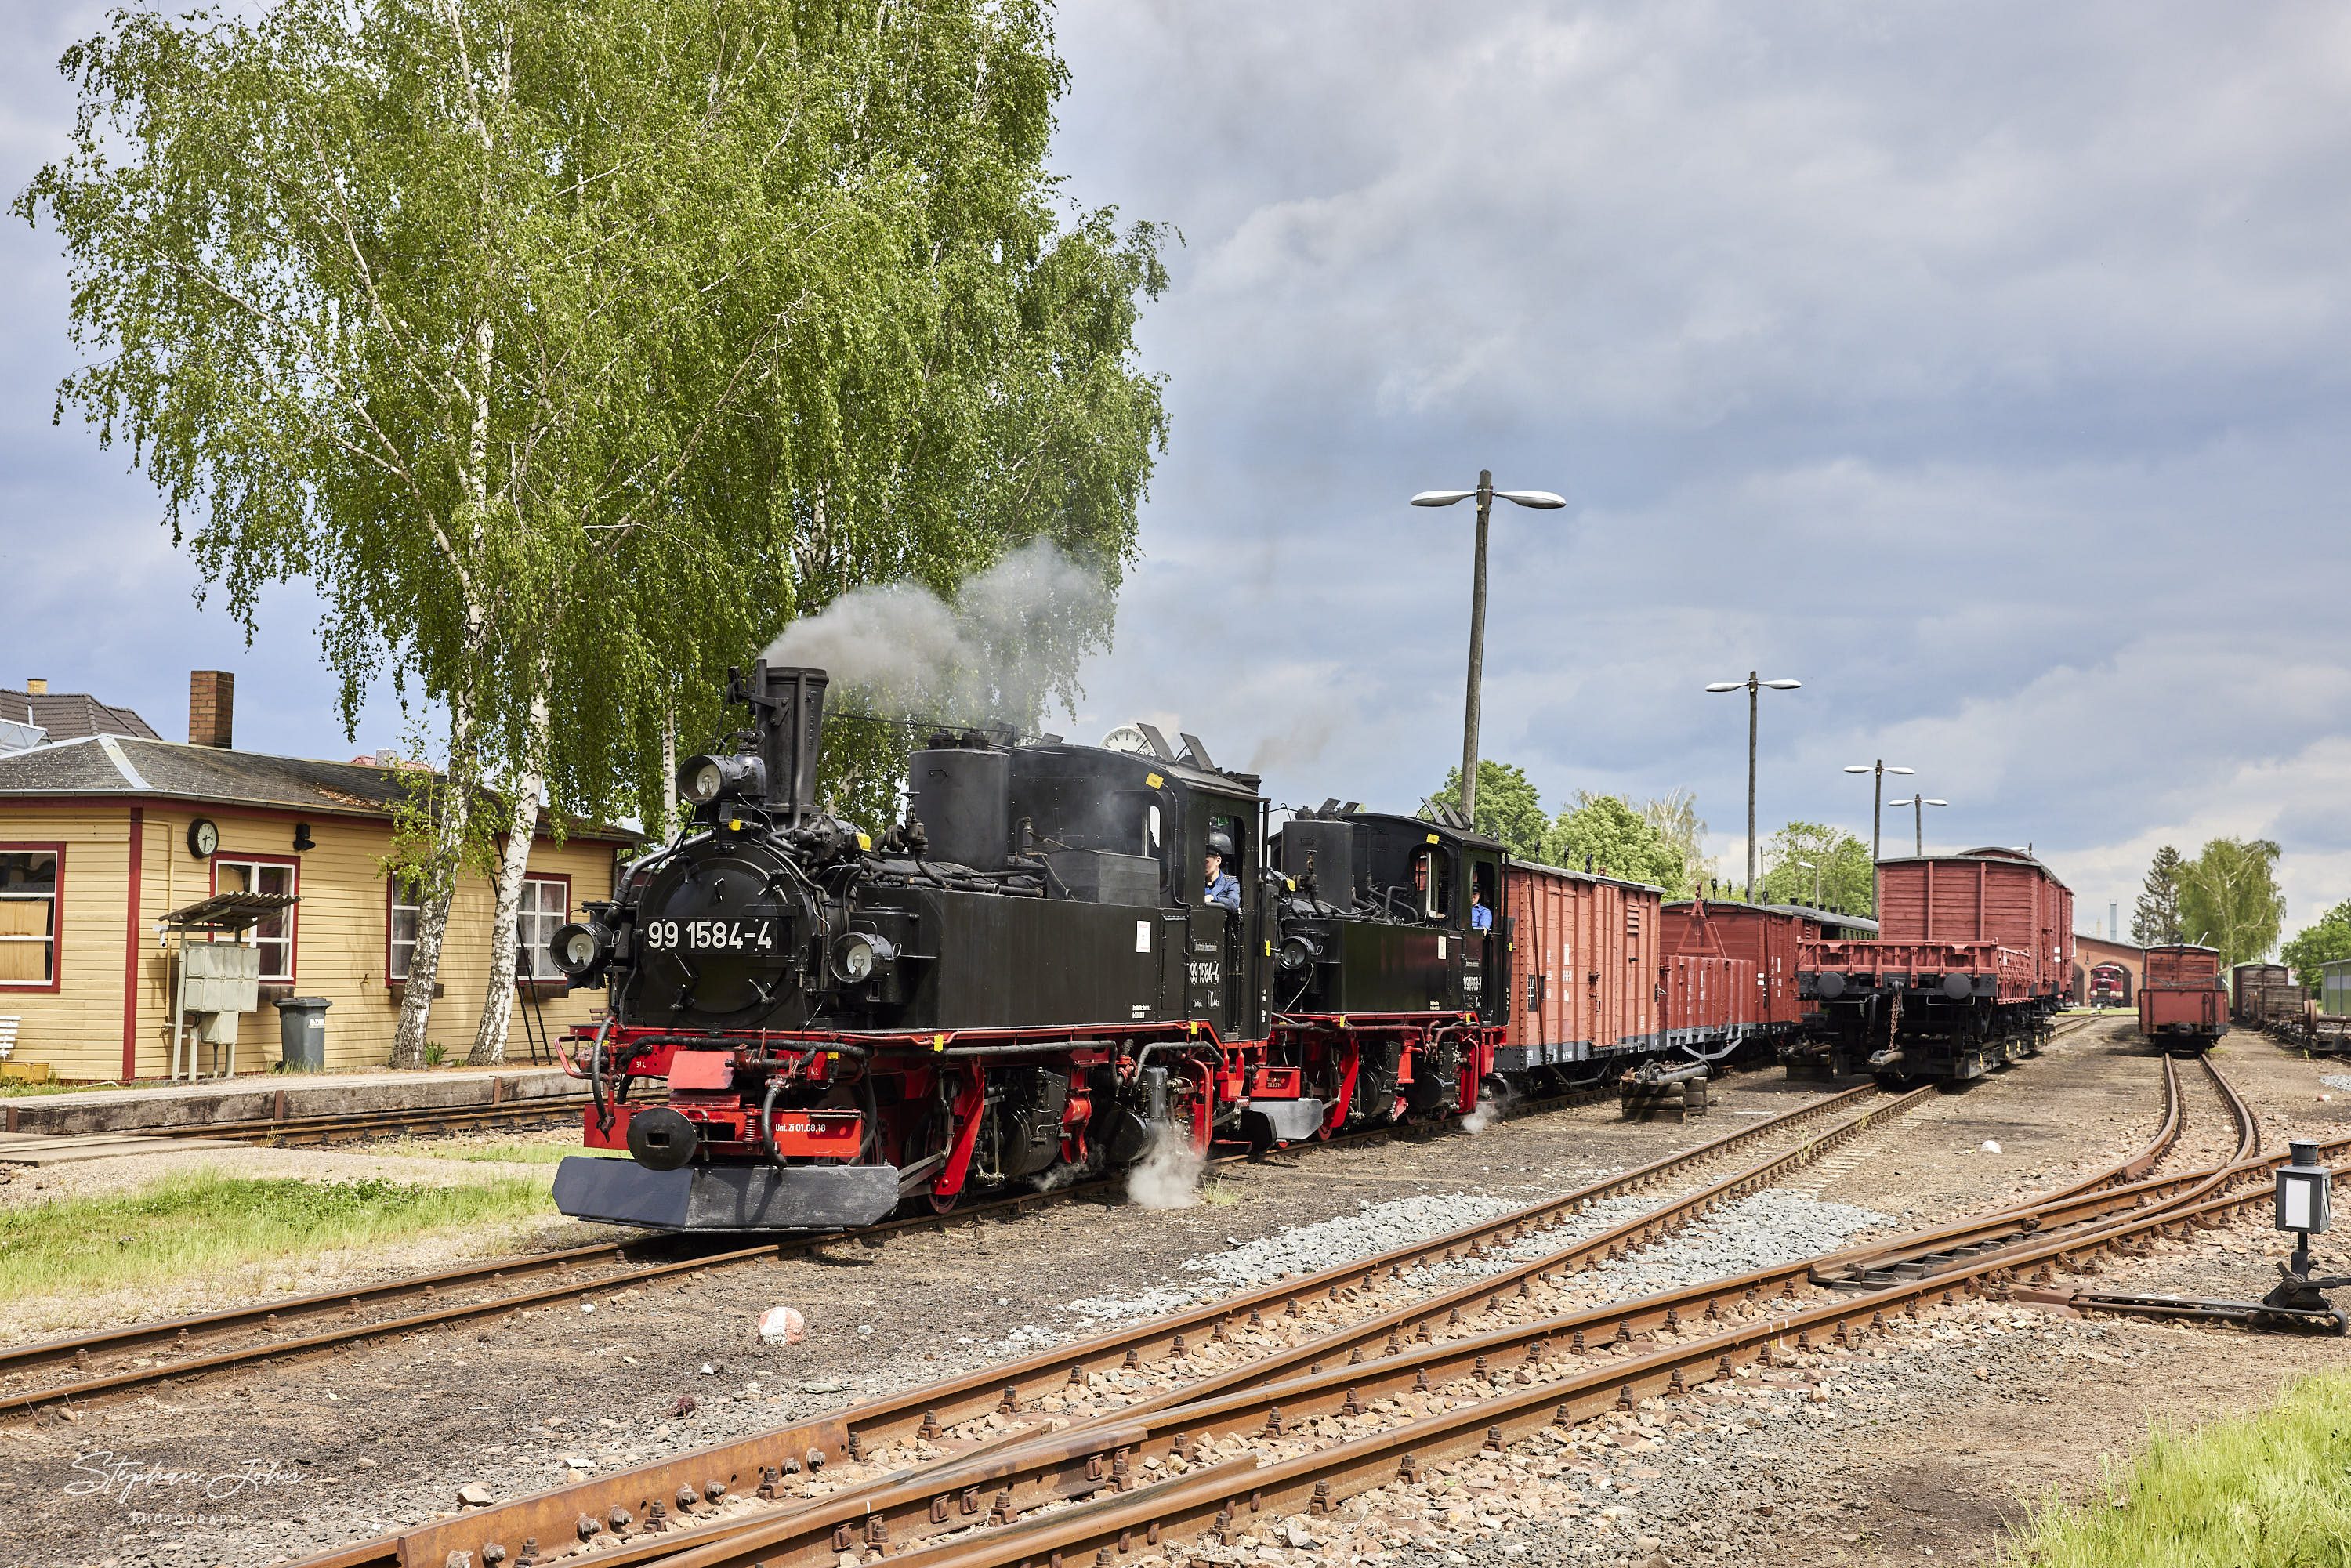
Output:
[[762, 540, 1115, 730], [1125, 1123, 1205, 1210]]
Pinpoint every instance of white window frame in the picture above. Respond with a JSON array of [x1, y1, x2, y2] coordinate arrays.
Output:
[[388, 877, 424, 983], [212, 856, 297, 983], [518, 876, 571, 980]]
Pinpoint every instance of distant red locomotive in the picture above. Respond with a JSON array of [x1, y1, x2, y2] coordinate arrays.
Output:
[[2138, 944, 2227, 1048], [2088, 961, 2129, 1009], [1798, 848, 2074, 1081]]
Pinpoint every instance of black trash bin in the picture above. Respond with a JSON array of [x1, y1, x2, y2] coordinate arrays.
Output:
[[278, 997, 332, 1071]]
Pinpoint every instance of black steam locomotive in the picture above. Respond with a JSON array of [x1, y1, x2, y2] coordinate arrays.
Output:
[[549, 662, 1512, 1232]]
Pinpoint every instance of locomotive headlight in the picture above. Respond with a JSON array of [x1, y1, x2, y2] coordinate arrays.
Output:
[[1277, 934, 1320, 972], [677, 752, 767, 807], [549, 920, 614, 980], [831, 931, 897, 984]]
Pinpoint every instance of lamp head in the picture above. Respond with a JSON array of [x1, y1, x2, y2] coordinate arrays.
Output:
[[1762, 679, 1802, 690], [1843, 766, 1871, 774], [1889, 766, 1915, 776], [1410, 489, 1475, 507], [1925, 798, 1948, 806], [1704, 682, 1743, 693], [1495, 490, 1567, 509]]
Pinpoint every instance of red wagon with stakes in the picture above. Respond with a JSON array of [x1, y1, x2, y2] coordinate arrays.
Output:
[[1797, 848, 2074, 1081]]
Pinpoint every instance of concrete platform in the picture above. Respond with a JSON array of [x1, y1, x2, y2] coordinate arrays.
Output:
[[0, 1065, 581, 1136], [0, 1131, 243, 1166]]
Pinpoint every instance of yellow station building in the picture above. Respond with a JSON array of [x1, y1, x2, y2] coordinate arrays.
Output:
[[0, 672, 634, 1081]]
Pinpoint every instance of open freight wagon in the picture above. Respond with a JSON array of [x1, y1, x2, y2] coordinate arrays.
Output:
[[1796, 848, 2073, 1081]]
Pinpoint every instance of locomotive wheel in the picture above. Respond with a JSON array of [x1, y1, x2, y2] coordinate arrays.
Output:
[[926, 1186, 962, 1215]]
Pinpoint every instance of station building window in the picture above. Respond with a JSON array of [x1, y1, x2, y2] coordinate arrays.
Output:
[[519, 876, 571, 980], [387, 877, 424, 982], [0, 846, 60, 989], [212, 856, 297, 982]]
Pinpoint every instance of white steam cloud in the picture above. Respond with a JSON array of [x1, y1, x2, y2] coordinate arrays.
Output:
[[1461, 1078, 1514, 1135], [1125, 1123, 1205, 1210], [762, 540, 1115, 731]]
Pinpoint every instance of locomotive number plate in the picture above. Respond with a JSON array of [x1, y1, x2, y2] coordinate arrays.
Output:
[[643, 918, 777, 953]]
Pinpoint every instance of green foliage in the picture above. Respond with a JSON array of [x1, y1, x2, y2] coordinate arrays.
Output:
[[2132, 845, 2184, 946], [1430, 762, 1549, 861], [2177, 838, 2287, 967], [1755, 821, 1875, 916], [1640, 789, 1713, 899], [2001, 1372, 2351, 1568], [0, 1170, 552, 1300], [1542, 793, 1686, 891], [17, 0, 1169, 834], [2281, 900, 2351, 989]]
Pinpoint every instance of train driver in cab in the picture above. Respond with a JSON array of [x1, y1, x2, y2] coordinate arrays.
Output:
[[1469, 885, 1493, 931], [1203, 831, 1242, 911]]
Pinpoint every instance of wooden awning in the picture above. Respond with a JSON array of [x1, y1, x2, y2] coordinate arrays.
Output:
[[157, 891, 301, 934]]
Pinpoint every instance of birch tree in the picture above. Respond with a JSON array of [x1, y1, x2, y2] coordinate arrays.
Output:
[[2177, 837, 2287, 968], [22, 0, 1168, 1066]]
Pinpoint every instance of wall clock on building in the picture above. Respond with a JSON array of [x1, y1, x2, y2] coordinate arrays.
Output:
[[187, 818, 219, 859]]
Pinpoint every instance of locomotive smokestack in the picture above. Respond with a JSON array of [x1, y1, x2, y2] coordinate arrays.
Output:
[[754, 661, 829, 826]]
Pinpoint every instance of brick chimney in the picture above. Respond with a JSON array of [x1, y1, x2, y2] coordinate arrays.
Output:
[[25, 678, 45, 696], [189, 671, 235, 749]]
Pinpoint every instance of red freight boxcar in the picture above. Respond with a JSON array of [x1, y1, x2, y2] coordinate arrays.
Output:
[[2138, 944, 2226, 1048], [1662, 900, 1807, 1033], [1494, 860, 1663, 1076], [1798, 848, 2074, 1081]]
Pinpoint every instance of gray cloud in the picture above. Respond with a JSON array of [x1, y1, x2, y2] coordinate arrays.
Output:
[[1048, 2, 2351, 935], [9, 2, 2351, 940]]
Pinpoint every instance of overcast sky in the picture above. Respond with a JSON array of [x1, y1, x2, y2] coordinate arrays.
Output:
[[5, 2, 2349, 940]]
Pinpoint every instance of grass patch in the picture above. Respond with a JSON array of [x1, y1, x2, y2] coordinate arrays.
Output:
[[2003, 1371, 2351, 1567], [0, 1077, 159, 1097], [0, 1168, 556, 1301]]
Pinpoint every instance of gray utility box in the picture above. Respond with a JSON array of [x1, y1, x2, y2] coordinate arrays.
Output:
[[178, 941, 262, 1011], [277, 997, 332, 1071]]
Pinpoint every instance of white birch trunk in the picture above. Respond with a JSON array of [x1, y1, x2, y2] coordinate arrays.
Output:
[[471, 691, 549, 1066], [390, 696, 475, 1069]]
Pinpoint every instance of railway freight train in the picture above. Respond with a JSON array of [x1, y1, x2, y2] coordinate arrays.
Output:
[[544, 663, 1814, 1233], [1795, 849, 2074, 1081]]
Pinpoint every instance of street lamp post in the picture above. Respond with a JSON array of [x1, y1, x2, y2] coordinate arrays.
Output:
[[1842, 759, 1914, 862], [1704, 672, 1802, 901], [1795, 858, 1820, 907], [1885, 794, 1948, 856], [1411, 472, 1565, 823]]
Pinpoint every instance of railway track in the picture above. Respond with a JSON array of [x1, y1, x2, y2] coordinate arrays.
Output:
[[0, 1072, 1656, 1413], [592, 1052, 2275, 1568], [281, 1070, 1970, 1568], [270, 1014, 2189, 1568], [152, 1095, 598, 1146]]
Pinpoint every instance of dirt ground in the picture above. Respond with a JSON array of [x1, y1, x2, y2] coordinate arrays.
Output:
[[4, 1019, 2341, 1568], [1784, 1027, 2351, 1568]]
